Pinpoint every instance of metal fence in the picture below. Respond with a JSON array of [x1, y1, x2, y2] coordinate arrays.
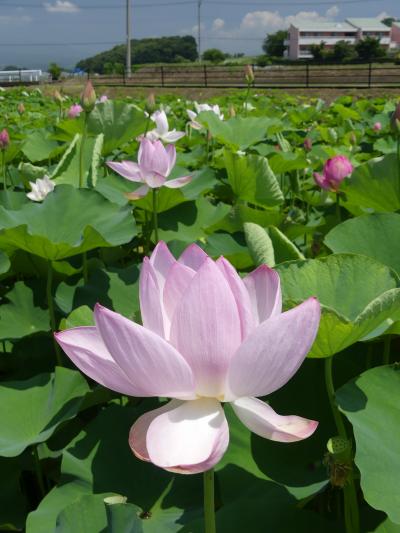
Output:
[[89, 62, 400, 88]]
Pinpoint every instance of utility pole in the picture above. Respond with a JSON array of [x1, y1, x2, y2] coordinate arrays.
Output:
[[197, 0, 202, 62], [126, 0, 132, 78]]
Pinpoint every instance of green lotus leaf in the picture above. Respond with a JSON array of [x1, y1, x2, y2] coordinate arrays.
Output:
[[337, 366, 400, 524], [0, 185, 136, 260], [276, 254, 400, 357], [0, 367, 89, 457]]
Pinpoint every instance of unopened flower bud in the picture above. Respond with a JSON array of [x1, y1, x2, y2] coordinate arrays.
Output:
[[391, 102, 400, 134], [373, 121, 382, 132], [0, 129, 10, 150], [229, 105, 236, 118], [303, 137, 312, 151], [349, 132, 357, 145], [54, 89, 63, 104], [244, 64, 254, 85], [17, 103, 25, 114], [80, 80, 96, 113], [146, 92, 156, 114]]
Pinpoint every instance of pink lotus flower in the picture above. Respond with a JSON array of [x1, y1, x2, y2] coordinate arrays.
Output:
[[55, 242, 320, 474], [0, 129, 10, 150], [67, 104, 83, 119], [97, 94, 109, 104], [373, 121, 382, 131], [314, 155, 353, 191], [146, 110, 185, 143], [107, 138, 191, 199]]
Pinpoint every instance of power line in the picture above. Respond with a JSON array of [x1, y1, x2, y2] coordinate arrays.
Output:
[[0, 41, 123, 46], [0, 1, 196, 7]]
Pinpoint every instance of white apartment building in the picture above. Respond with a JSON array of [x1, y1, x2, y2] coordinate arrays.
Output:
[[285, 18, 393, 59]]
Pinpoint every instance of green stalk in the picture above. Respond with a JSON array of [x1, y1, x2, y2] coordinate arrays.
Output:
[[33, 445, 46, 498], [152, 188, 159, 243], [397, 136, 400, 183], [203, 469, 216, 533], [1, 150, 7, 193], [336, 193, 341, 222], [47, 261, 63, 367], [79, 112, 88, 188], [243, 84, 251, 117], [383, 335, 391, 365], [325, 357, 359, 533]]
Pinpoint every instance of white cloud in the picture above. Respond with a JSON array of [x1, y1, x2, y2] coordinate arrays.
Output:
[[326, 5, 339, 18], [43, 1, 80, 13], [212, 18, 225, 31]]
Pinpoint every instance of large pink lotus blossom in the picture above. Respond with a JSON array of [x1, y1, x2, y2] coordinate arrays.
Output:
[[146, 110, 185, 143], [314, 155, 353, 191], [55, 242, 320, 475], [107, 138, 191, 199], [67, 104, 83, 119]]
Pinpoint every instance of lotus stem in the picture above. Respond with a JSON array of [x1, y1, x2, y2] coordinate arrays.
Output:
[[325, 356, 359, 533], [336, 193, 341, 222], [243, 84, 251, 117], [383, 335, 391, 365], [79, 113, 88, 188], [47, 261, 63, 367], [203, 468, 216, 533], [1, 150, 6, 192], [33, 445, 46, 498], [152, 188, 159, 243]]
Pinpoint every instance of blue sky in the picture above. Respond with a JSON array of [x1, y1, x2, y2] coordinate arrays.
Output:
[[0, 0, 398, 69]]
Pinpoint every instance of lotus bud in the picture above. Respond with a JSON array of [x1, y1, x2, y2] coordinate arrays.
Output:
[[391, 102, 400, 134], [0, 129, 10, 150], [80, 80, 96, 113], [244, 64, 254, 85], [349, 132, 357, 145], [53, 89, 63, 104], [17, 103, 25, 114], [373, 121, 382, 132], [228, 105, 236, 118], [146, 92, 156, 114], [303, 137, 312, 151], [314, 155, 353, 191]]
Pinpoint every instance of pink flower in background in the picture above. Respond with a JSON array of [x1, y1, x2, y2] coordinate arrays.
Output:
[[373, 122, 382, 131], [55, 242, 320, 474], [98, 95, 109, 103], [146, 110, 185, 143], [67, 104, 83, 119], [107, 138, 191, 199], [314, 155, 353, 191], [0, 129, 10, 150]]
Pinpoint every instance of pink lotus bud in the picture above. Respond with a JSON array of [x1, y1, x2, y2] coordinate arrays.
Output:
[[314, 155, 353, 191], [244, 64, 254, 84], [373, 122, 382, 132], [80, 80, 96, 113], [17, 103, 25, 114], [99, 95, 108, 103], [303, 138, 312, 151], [0, 129, 10, 150], [68, 104, 83, 119]]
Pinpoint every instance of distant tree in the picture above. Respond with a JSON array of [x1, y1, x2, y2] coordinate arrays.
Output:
[[3, 65, 21, 71], [48, 62, 62, 80], [202, 48, 226, 62], [382, 17, 397, 27], [262, 30, 288, 57], [310, 42, 326, 61], [76, 36, 198, 73], [331, 40, 356, 62], [355, 37, 386, 61]]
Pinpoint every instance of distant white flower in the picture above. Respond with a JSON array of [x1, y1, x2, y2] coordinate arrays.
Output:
[[243, 102, 255, 111], [146, 110, 185, 143], [27, 175, 55, 202], [187, 102, 224, 130], [21, 91, 29, 97]]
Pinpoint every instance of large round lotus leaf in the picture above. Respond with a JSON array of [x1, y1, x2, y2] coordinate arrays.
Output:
[[337, 366, 400, 525], [0, 282, 49, 340], [341, 154, 400, 212], [0, 185, 136, 260], [0, 367, 89, 457], [325, 213, 400, 276], [276, 254, 400, 357]]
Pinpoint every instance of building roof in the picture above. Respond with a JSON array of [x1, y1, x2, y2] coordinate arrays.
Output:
[[346, 18, 390, 31], [291, 21, 357, 32], [393, 22, 400, 29]]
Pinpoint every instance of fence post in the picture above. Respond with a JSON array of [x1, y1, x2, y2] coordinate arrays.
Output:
[[368, 62, 372, 88], [203, 65, 208, 87], [306, 63, 309, 88], [160, 66, 164, 87]]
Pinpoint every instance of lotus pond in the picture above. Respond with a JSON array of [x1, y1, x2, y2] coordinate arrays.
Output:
[[0, 85, 400, 533]]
